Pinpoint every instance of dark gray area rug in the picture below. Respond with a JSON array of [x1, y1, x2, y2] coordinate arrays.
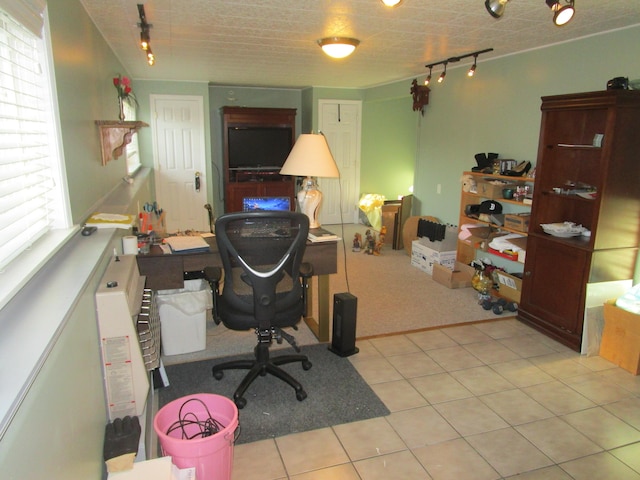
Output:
[[158, 344, 390, 445]]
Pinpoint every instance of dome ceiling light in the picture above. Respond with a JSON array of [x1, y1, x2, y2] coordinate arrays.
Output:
[[317, 37, 360, 59]]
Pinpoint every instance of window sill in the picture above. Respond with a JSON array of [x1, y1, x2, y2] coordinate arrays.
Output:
[[0, 227, 79, 312]]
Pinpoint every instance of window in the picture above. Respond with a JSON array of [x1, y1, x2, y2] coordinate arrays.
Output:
[[123, 98, 141, 175], [0, 3, 70, 272]]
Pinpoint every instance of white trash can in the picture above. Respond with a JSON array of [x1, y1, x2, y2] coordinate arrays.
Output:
[[157, 279, 212, 355]]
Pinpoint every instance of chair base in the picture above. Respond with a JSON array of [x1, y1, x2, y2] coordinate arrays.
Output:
[[212, 342, 312, 409]]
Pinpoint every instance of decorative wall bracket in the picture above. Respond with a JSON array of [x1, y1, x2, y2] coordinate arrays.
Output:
[[95, 120, 148, 165], [411, 79, 430, 115]]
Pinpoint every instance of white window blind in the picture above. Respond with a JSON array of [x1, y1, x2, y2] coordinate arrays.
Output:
[[0, 5, 68, 270]]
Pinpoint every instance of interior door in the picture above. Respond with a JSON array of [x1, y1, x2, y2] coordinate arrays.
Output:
[[151, 95, 208, 232], [318, 100, 361, 225]]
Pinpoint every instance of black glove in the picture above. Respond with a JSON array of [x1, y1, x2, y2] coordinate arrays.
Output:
[[103, 416, 141, 472]]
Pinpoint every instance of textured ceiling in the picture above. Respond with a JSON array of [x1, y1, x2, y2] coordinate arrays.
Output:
[[79, 0, 640, 89]]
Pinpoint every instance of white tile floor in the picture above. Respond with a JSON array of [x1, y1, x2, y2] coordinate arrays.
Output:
[[231, 319, 640, 480]]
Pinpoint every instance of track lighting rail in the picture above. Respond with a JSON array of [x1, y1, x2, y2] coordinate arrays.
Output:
[[425, 48, 494, 70]]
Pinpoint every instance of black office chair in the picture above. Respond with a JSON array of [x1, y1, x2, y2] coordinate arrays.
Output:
[[204, 211, 313, 409]]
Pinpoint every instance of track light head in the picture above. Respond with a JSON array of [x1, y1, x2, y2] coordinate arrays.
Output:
[[438, 63, 447, 83], [425, 67, 433, 86], [140, 29, 150, 51], [468, 55, 478, 77], [546, 0, 575, 26], [485, 0, 510, 18]]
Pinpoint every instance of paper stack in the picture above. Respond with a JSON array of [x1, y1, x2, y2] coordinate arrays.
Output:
[[86, 212, 135, 229]]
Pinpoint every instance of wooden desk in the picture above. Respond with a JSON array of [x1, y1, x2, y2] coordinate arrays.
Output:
[[136, 237, 337, 342]]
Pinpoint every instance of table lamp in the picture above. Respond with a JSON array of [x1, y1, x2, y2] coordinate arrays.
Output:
[[280, 133, 340, 228]]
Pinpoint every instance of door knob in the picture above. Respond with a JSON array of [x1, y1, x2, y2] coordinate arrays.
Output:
[[195, 171, 201, 192]]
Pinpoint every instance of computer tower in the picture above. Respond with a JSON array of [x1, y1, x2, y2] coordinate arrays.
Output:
[[329, 292, 359, 357]]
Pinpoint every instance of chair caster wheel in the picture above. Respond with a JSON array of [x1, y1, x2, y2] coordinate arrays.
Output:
[[296, 390, 307, 402], [234, 397, 247, 409], [302, 360, 312, 370], [212, 370, 224, 380]]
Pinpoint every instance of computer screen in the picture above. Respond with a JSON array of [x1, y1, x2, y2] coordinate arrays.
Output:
[[242, 196, 291, 212]]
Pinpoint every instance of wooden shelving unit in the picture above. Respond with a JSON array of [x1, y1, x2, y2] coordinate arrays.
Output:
[[518, 90, 640, 352], [457, 171, 534, 266]]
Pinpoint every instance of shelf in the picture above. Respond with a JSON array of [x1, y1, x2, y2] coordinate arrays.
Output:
[[95, 120, 148, 165]]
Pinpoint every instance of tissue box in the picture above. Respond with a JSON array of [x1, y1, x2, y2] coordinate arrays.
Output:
[[600, 300, 640, 375]]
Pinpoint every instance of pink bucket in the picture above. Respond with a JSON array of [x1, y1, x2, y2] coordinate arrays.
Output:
[[154, 394, 239, 480]]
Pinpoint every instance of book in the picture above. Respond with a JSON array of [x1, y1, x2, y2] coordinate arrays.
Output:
[[85, 212, 135, 229], [308, 234, 341, 243], [308, 227, 338, 240], [163, 235, 211, 253]]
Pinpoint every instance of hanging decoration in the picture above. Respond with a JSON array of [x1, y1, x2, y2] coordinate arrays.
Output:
[[410, 79, 430, 115]]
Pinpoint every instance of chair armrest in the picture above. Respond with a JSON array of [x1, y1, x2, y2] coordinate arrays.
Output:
[[204, 266, 222, 283], [203, 267, 222, 324], [299, 262, 313, 279]]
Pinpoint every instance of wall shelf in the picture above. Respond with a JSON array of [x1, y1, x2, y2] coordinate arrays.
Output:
[[95, 120, 148, 165]]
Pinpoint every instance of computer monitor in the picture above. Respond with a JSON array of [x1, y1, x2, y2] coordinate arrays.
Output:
[[242, 196, 291, 212]]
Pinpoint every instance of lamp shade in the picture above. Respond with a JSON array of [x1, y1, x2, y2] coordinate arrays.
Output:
[[280, 134, 340, 178]]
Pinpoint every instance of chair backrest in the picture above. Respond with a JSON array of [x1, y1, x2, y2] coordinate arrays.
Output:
[[214, 211, 310, 330]]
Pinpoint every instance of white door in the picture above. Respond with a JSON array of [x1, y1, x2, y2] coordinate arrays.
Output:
[[151, 95, 208, 233], [318, 100, 361, 225]]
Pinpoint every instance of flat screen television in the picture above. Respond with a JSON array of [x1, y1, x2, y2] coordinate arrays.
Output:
[[227, 126, 293, 170]]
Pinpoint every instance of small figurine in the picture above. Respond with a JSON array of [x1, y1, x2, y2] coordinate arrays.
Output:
[[363, 229, 375, 255], [374, 226, 387, 255], [352, 232, 362, 252]]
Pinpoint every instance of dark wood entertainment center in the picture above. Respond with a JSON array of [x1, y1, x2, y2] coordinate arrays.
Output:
[[222, 106, 296, 213]]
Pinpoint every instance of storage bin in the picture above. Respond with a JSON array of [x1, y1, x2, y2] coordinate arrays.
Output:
[[157, 279, 212, 355], [154, 393, 239, 480]]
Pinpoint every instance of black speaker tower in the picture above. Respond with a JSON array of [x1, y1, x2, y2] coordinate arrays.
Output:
[[329, 292, 359, 357]]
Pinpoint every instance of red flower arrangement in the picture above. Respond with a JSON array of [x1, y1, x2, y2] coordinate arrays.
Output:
[[113, 75, 136, 103]]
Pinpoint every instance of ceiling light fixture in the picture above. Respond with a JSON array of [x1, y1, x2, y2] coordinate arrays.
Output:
[[137, 4, 155, 66], [424, 66, 433, 86], [425, 48, 493, 84], [380, 0, 404, 6], [438, 63, 447, 83], [546, 0, 575, 26], [468, 55, 478, 77], [485, 0, 510, 18], [317, 37, 360, 59]]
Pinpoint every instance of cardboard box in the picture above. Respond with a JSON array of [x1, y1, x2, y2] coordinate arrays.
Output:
[[504, 213, 531, 232], [475, 178, 515, 199], [496, 271, 522, 303], [411, 240, 456, 275], [600, 300, 640, 375], [463, 226, 508, 252], [432, 261, 475, 289]]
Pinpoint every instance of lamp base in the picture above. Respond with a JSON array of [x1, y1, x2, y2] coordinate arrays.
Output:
[[298, 177, 322, 229]]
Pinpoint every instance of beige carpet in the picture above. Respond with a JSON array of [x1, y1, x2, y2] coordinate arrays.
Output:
[[162, 223, 498, 365], [316, 223, 496, 338]]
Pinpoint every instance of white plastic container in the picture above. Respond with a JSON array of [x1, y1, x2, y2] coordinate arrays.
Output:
[[156, 279, 212, 355]]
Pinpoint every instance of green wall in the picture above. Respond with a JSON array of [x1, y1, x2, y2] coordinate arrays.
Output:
[[360, 94, 417, 200], [410, 25, 640, 223], [49, 0, 135, 224]]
